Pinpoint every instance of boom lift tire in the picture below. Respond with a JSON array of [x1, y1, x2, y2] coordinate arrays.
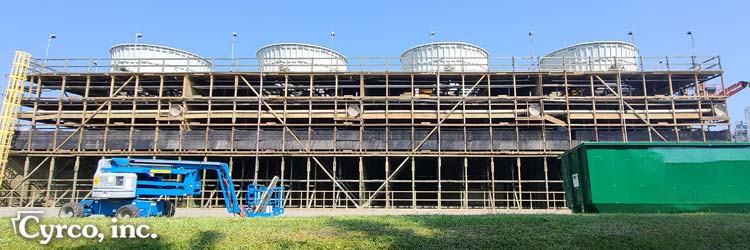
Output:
[[163, 200, 176, 217], [115, 204, 141, 218], [59, 202, 84, 218]]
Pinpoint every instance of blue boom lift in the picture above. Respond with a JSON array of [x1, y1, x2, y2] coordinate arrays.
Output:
[[58, 158, 285, 218]]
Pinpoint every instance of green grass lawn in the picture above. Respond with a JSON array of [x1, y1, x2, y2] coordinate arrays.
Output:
[[2, 214, 750, 249]]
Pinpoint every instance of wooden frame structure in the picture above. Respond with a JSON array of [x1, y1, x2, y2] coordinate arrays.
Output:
[[0, 56, 731, 209]]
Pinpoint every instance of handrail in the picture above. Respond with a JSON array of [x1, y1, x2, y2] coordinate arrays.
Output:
[[29, 55, 722, 74]]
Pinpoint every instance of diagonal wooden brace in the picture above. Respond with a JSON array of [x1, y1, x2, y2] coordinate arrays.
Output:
[[240, 76, 362, 208], [3, 76, 135, 199], [594, 75, 667, 141], [362, 74, 487, 207]]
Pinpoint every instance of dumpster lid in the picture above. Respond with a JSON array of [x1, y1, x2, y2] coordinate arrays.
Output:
[[560, 142, 750, 158]]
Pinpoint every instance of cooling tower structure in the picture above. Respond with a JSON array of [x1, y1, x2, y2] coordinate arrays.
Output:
[[539, 41, 639, 71], [400, 42, 489, 72], [3, 37, 732, 212], [256, 43, 347, 72], [110, 43, 213, 73]]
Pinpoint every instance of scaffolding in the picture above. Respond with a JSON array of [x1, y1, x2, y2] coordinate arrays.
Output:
[[0, 55, 732, 209]]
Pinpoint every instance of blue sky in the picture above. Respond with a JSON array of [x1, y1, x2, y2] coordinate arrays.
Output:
[[1, 0, 748, 123]]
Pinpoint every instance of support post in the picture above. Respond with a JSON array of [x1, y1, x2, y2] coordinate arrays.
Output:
[[71, 156, 80, 202]]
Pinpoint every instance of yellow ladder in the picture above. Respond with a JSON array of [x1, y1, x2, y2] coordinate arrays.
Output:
[[0, 51, 32, 188]]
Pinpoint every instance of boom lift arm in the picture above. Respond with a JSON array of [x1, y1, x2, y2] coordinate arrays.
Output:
[[717, 81, 749, 97], [59, 158, 285, 218], [108, 158, 246, 216]]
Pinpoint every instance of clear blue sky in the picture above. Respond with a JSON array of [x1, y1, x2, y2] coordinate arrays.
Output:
[[1, 0, 748, 123]]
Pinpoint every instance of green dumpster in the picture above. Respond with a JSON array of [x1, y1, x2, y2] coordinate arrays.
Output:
[[561, 142, 750, 213]]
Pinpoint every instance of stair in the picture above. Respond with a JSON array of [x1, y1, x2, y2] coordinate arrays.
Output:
[[0, 51, 32, 197]]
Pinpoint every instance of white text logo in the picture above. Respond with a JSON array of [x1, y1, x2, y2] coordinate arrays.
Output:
[[10, 211, 158, 245]]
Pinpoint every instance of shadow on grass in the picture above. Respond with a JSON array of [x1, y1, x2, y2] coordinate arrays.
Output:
[[325, 216, 435, 249], [74, 235, 172, 250], [189, 230, 222, 250], [69, 228, 220, 250], [323, 215, 560, 249], [323, 215, 528, 249]]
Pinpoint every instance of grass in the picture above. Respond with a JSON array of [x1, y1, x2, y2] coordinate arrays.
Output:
[[1, 214, 750, 249]]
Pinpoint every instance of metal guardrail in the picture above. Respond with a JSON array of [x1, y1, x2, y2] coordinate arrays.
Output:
[[30, 56, 721, 74]]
